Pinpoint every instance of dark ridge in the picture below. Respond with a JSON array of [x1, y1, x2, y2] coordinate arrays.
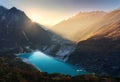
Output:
[[0, 6, 7, 10], [8, 6, 24, 14], [0, 6, 8, 15], [9, 7, 18, 11]]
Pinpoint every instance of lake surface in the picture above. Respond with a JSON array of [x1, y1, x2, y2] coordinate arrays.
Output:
[[19, 51, 87, 76]]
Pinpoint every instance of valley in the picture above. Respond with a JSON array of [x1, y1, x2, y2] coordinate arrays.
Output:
[[0, 3, 120, 82]]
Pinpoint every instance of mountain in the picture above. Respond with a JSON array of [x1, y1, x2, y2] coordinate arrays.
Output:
[[91, 19, 120, 39], [67, 9, 120, 77], [79, 9, 120, 41], [0, 6, 51, 51], [0, 6, 7, 15], [0, 6, 75, 59], [51, 11, 106, 42]]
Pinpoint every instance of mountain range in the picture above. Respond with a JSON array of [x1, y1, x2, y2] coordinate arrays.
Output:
[[0, 6, 75, 59], [52, 11, 106, 42], [0, 5, 120, 77], [67, 9, 120, 77], [52, 9, 120, 43]]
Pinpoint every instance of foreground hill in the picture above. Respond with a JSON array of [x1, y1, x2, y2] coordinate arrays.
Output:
[[0, 53, 119, 82], [68, 9, 120, 77]]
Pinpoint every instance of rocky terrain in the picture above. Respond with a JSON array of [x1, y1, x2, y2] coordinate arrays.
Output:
[[68, 9, 120, 77], [0, 6, 75, 59], [52, 11, 106, 42]]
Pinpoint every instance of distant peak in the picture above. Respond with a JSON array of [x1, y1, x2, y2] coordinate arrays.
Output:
[[8, 6, 24, 14], [78, 11, 106, 14], [10, 7, 18, 11], [7, 6, 30, 21], [114, 7, 120, 10], [112, 7, 120, 12]]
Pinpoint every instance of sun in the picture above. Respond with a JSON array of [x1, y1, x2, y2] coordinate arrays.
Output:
[[28, 13, 56, 26], [30, 15, 40, 23]]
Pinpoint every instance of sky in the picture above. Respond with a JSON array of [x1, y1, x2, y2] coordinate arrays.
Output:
[[0, 0, 120, 26]]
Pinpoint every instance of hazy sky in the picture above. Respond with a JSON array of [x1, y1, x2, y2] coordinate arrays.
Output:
[[0, 0, 120, 26]]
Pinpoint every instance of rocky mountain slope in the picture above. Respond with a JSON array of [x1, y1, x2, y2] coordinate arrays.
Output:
[[51, 11, 106, 42], [67, 9, 120, 77], [0, 6, 75, 59], [79, 9, 120, 41]]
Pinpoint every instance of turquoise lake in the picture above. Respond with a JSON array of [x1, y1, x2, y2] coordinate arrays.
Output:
[[19, 51, 87, 76]]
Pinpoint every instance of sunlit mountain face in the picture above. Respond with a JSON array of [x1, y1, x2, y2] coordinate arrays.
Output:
[[51, 8, 120, 42], [51, 11, 107, 42]]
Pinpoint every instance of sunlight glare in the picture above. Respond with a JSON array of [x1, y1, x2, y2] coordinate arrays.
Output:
[[30, 15, 40, 23]]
